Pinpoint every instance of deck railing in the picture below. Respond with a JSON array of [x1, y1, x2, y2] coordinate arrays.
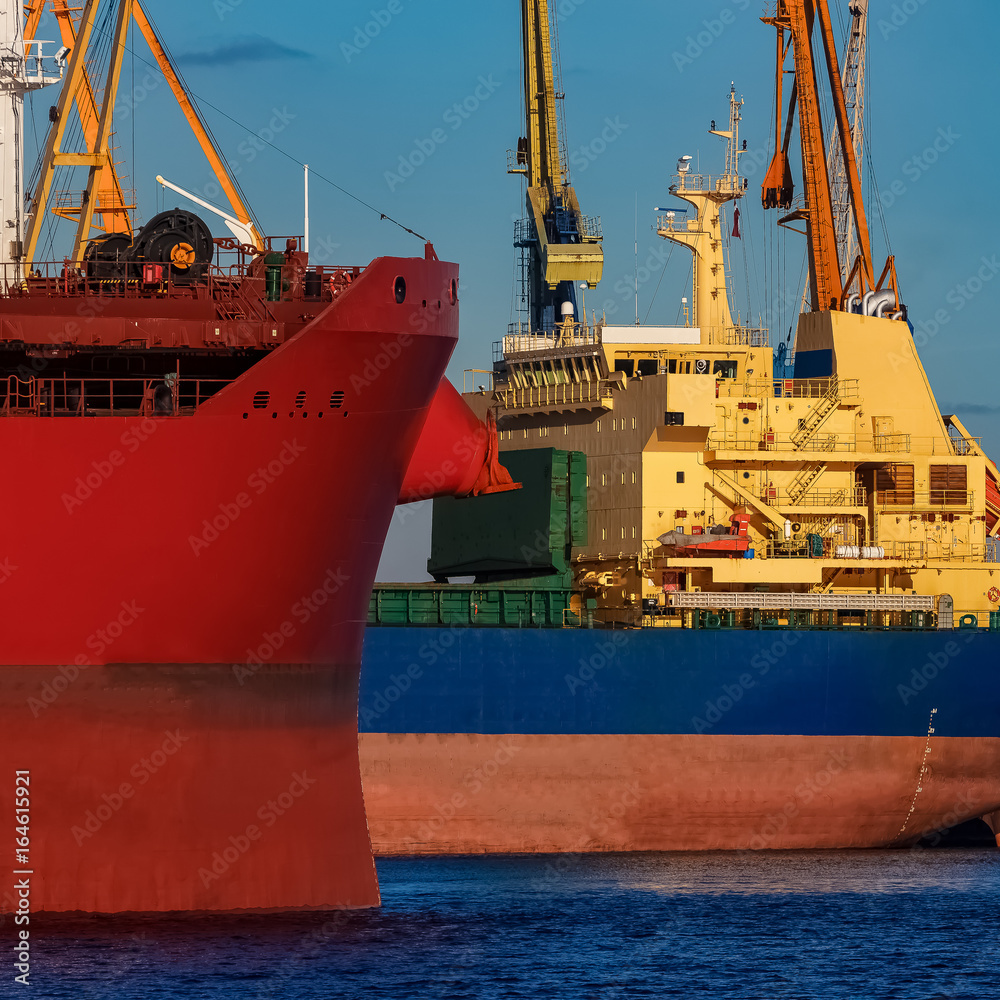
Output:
[[0, 375, 231, 418], [499, 323, 601, 358], [495, 379, 615, 411]]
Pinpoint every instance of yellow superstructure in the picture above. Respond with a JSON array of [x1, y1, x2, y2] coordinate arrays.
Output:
[[484, 85, 1000, 626]]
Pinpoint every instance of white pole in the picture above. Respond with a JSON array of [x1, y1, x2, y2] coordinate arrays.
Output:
[[634, 192, 639, 326], [304, 164, 310, 254]]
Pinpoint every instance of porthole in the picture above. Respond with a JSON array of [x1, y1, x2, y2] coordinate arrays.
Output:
[[252, 390, 270, 409], [295, 390, 306, 409], [394, 276, 406, 304], [330, 391, 345, 409]]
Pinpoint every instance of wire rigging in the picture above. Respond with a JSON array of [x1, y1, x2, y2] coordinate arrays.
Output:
[[79, 4, 430, 245], [642, 242, 674, 325]]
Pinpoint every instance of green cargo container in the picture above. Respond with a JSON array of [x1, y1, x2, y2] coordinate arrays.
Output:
[[426, 448, 587, 587], [368, 585, 578, 627]]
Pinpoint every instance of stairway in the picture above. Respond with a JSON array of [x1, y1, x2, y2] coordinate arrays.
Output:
[[790, 377, 840, 449], [787, 463, 828, 505]]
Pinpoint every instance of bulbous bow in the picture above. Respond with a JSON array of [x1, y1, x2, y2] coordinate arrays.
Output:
[[398, 378, 519, 504]]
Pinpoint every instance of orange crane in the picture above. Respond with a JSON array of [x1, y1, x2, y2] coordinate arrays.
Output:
[[22, 0, 262, 265], [23, 0, 135, 243], [761, 0, 898, 315]]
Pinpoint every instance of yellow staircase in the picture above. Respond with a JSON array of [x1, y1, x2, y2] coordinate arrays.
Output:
[[790, 377, 840, 449]]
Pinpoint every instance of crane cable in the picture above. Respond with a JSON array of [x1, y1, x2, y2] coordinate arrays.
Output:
[[80, 5, 429, 244]]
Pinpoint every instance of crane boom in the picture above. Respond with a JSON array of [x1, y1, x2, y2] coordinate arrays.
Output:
[[798, 0, 867, 310], [761, 0, 877, 313], [827, 0, 866, 276], [23, 0, 262, 266], [511, 0, 602, 333], [23, 0, 135, 240]]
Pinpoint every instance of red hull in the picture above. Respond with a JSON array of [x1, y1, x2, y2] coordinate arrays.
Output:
[[359, 733, 1000, 852], [0, 254, 458, 912]]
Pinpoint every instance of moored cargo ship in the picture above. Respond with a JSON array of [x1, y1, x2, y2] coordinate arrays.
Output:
[[359, 0, 1000, 854]]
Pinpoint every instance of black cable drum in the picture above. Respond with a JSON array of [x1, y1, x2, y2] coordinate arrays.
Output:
[[128, 208, 214, 284]]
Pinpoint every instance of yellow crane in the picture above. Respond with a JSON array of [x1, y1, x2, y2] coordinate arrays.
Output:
[[22, 0, 263, 266], [509, 0, 602, 333]]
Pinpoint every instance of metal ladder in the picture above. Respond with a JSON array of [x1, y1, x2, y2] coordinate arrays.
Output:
[[790, 376, 840, 449]]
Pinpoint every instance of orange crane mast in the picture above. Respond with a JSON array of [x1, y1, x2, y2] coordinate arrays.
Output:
[[22, 0, 261, 265], [760, 0, 882, 313], [23, 0, 135, 240]]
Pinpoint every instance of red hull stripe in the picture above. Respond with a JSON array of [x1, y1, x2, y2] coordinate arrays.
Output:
[[359, 733, 1000, 853]]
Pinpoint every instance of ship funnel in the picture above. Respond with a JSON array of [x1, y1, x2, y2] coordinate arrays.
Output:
[[862, 289, 897, 318]]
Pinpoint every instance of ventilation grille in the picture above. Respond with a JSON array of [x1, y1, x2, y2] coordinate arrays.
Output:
[[252, 390, 270, 409], [330, 391, 345, 409], [294, 390, 307, 409]]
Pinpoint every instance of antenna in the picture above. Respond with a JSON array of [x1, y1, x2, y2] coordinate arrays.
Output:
[[634, 192, 639, 326], [304, 163, 310, 254]]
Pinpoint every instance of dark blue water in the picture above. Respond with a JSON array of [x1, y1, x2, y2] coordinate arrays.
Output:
[[18, 850, 1000, 999]]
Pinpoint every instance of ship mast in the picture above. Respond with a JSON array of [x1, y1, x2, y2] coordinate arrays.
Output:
[[509, 0, 603, 333], [656, 85, 746, 341], [0, 1, 61, 274]]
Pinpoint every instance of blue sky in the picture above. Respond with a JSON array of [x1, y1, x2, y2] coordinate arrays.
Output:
[[26, 0, 1000, 579]]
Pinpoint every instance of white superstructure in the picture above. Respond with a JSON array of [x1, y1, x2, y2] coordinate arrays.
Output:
[[0, 2, 61, 274]]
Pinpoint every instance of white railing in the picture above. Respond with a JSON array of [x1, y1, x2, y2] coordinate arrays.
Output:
[[665, 592, 937, 612], [501, 323, 601, 355]]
